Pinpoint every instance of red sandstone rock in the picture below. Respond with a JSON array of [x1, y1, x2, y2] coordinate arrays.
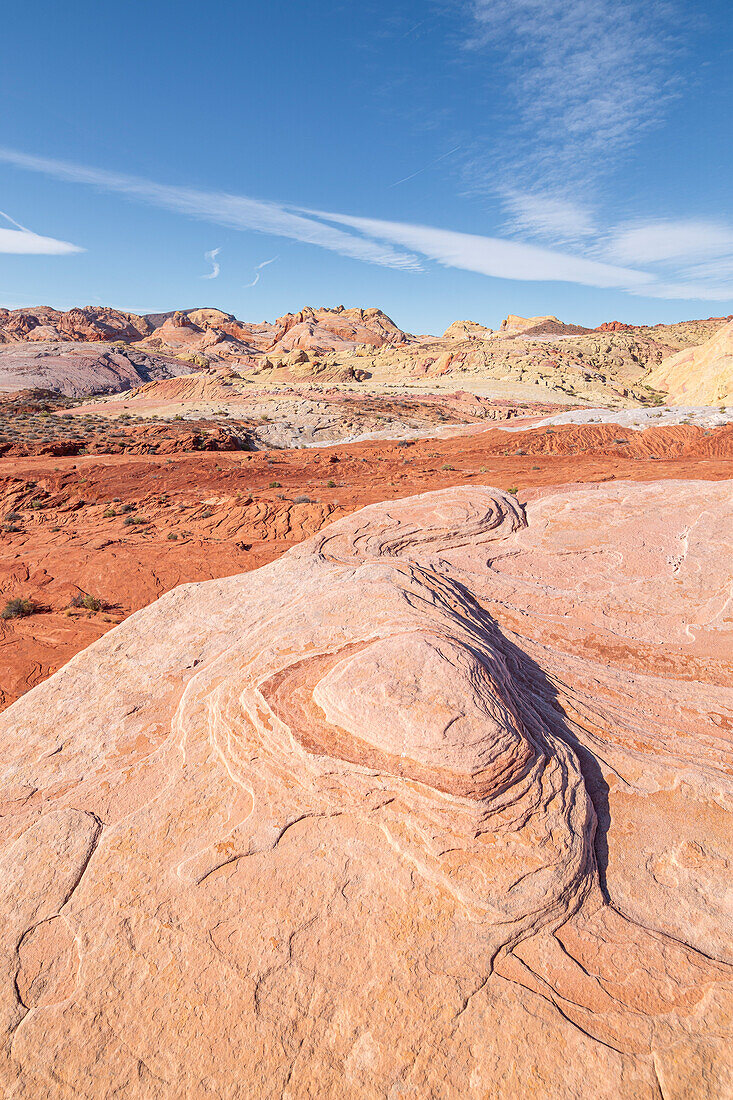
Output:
[[0, 420, 730, 712], [0, 306, 151, 343]]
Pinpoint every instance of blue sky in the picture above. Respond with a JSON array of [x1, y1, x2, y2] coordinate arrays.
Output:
[[1, 0, 731, 333]]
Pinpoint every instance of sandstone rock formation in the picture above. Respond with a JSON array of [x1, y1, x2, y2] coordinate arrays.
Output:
[[266, 305, 411, 355], [0, 342, 196, 398], [501, 313, 561, 334], [133, 305, 412, 367], [135, 310, 262, 363], [646, 318, 733, 405], [3, 305, 731, 404], [0, 482, 730, 1097], [443, 320, 495, 341], [499, 315, 594, 338], [596, 321, 635, 332], [0, 306, 152, 343]]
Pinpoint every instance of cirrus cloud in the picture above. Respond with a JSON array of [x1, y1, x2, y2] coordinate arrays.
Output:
[[1, 146, 730, 302]]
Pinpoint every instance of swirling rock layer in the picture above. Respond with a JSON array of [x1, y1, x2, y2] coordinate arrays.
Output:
[[0, 482, 731, 1098]]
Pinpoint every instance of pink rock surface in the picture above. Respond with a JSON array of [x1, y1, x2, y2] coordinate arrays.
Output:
[[0, 342, 196, 397], [0, 482, 730, 1098]]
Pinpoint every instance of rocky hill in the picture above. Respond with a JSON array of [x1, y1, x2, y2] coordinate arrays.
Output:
[[647, 318, 733, 405], [0, 306, 152, 343], [1, 304, 731, 405], [308, 317, 731, 405], [0, 342, 196, 398]]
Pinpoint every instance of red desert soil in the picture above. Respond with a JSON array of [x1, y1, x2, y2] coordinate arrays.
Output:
[[1, 420, 731, 710]]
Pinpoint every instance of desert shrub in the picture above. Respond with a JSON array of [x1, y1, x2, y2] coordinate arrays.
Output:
[[441, 463, 455, 471], [5, 512, 22, 522], [1, 597, 36, 620], [70, 593, 103, 612], [269, 481, 281, 488], [120, 503, 135, 513], [293, 494, 311, 504], [103, 508, 117, 518], [200, 508, 214, 519], [167, 533, 178, 540], [507, 486, 519, 495], [326, 479, 336, 488]]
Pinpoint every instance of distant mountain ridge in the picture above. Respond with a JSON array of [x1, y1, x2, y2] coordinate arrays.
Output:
[[1, 304, 731, 405]]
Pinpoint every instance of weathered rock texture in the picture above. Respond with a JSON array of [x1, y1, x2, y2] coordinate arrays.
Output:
[[3, 305, 731, 405], [0, 306, 153, 344], [304, 315, 732, 406], [0, 342, 195, 398], [3, 426, 730, 715], [647, 318, 733, 405], [0, 482, 730, 1097]]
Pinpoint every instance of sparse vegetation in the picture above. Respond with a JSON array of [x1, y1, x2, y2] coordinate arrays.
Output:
[[1, 597, 37, 620], [70, 593, 104, 612]]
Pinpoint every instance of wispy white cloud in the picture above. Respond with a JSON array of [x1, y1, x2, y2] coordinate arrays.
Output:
[[466, 0, 682, 195], [500, 192, 598, 245], [202, 247, 221, 279], [0, 147, 422, 272], [629, 279, 733, 302], [0, 209, 83, 254], [244, 255, 278, 288], [306, 208, 733, 300], [2, 146, 729, 302], [600, 218, 733, 300], [302, 208, 652, 290], [604, 220, 733, 265]]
